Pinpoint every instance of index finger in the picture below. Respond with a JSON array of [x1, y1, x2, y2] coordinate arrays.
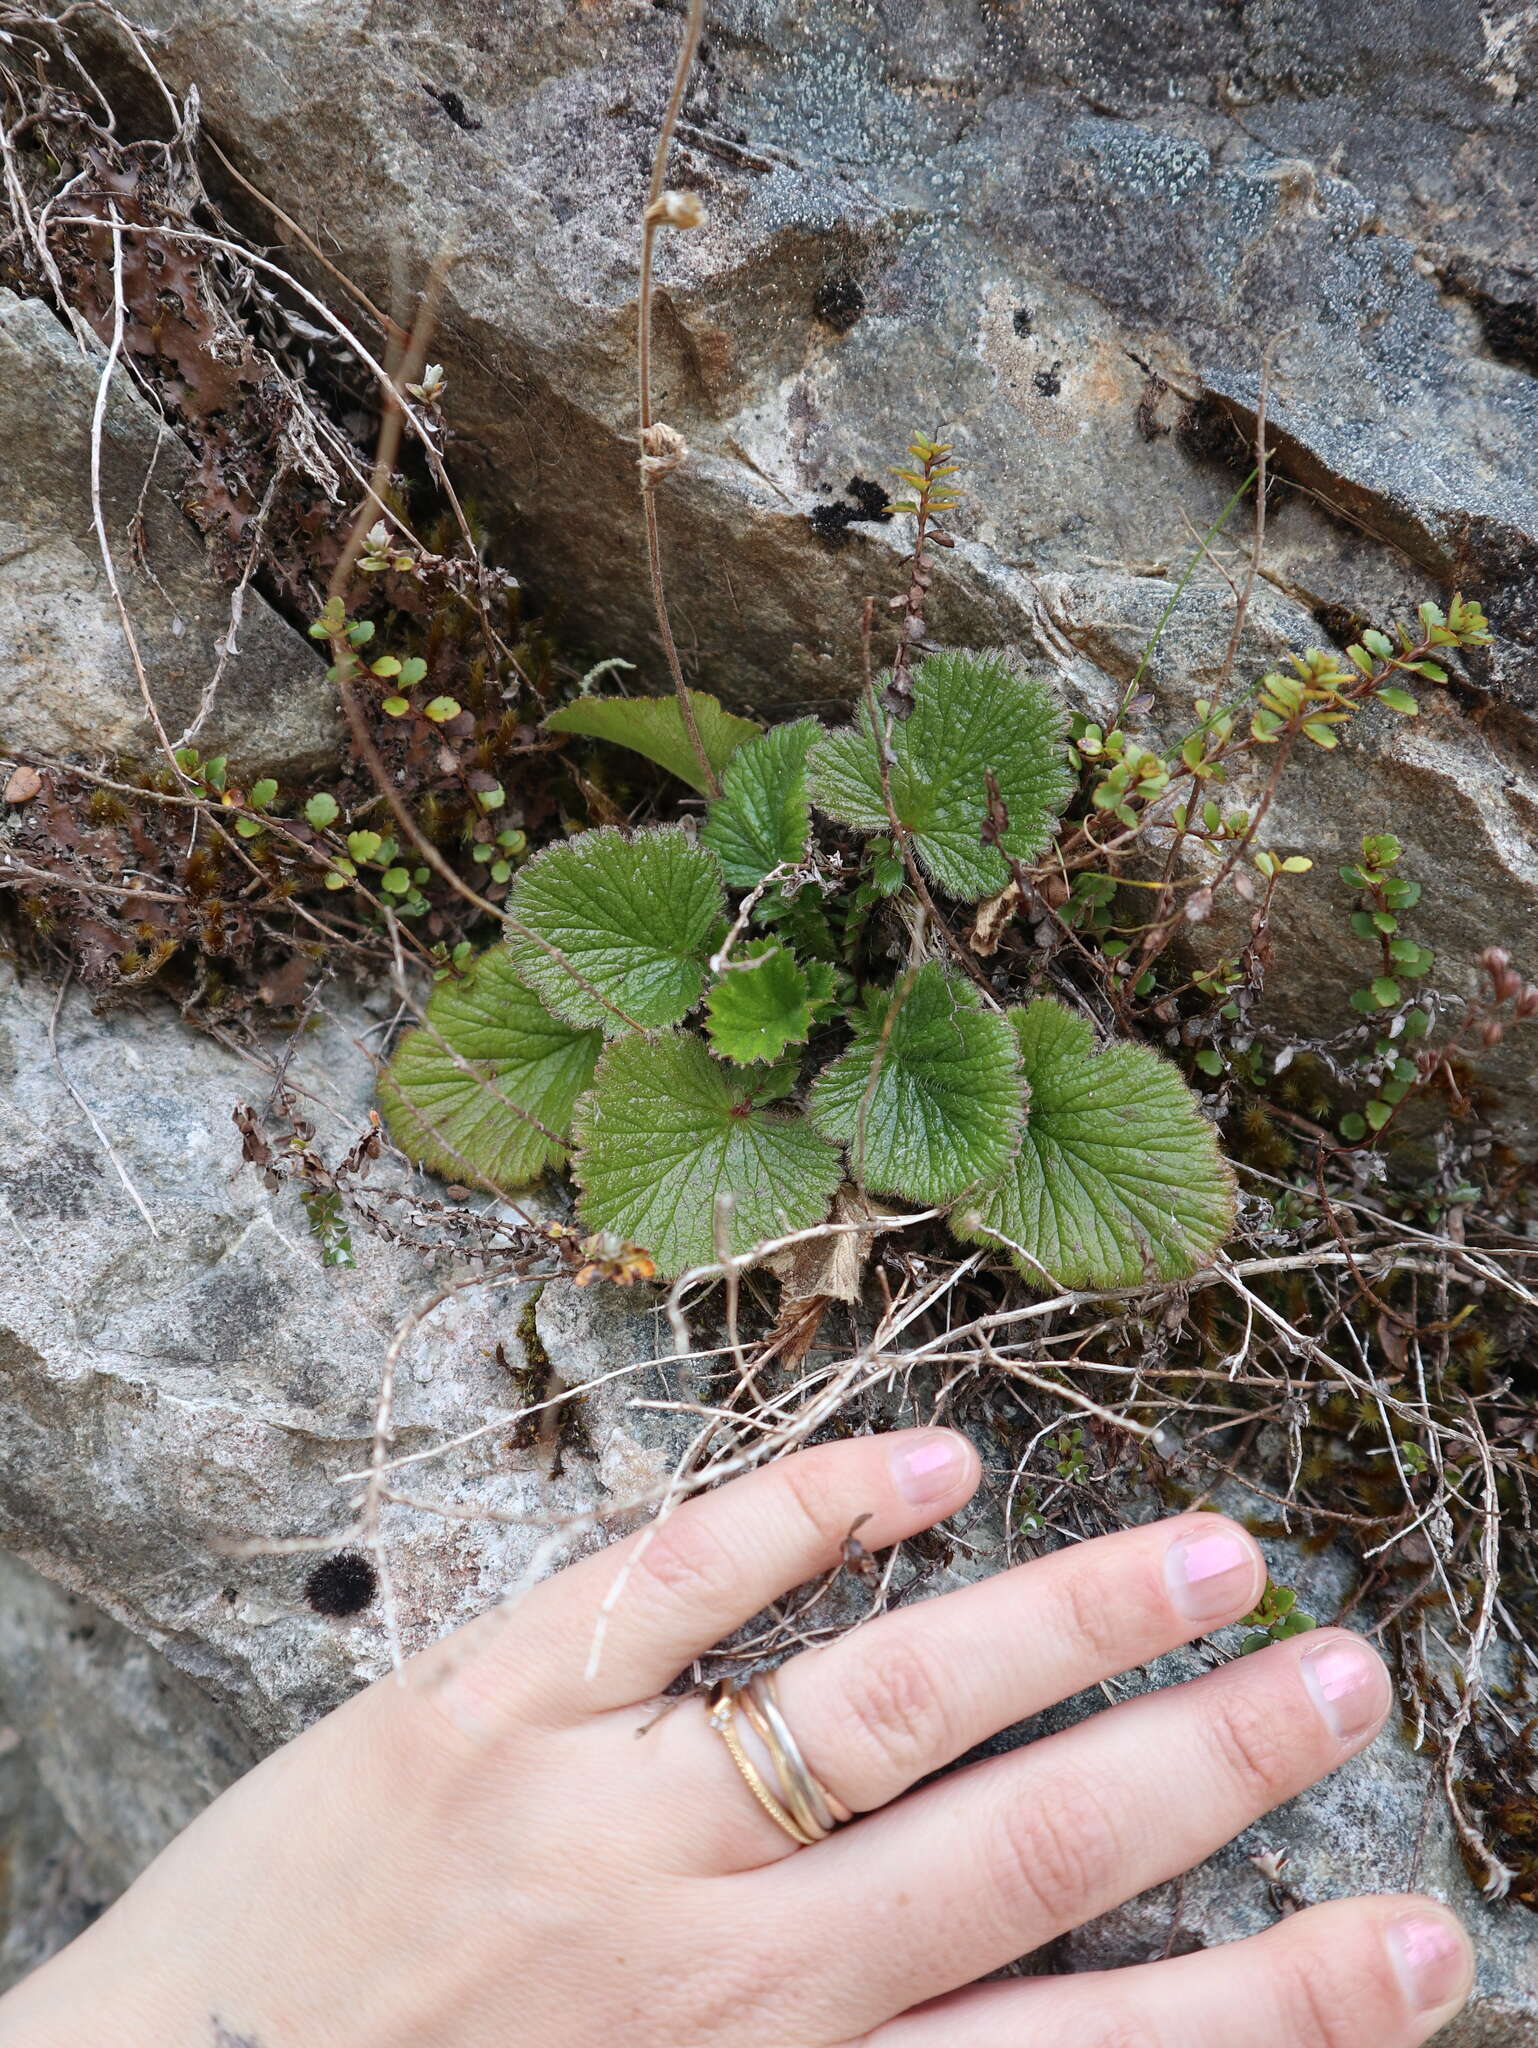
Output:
[[438, 1429, 981, 1724]]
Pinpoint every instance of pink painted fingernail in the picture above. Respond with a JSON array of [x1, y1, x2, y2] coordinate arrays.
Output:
[[890, 1431, 973, 1507], [1387, 1911, 1473, 2015], [1164, 1524, 1261, 1623], [1300, 1634, 1391, 1742]]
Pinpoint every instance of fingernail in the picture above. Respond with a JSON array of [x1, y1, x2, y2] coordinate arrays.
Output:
[[1164, 1524, 1261, 1623], [1387, 1911, 1473, 2015], [1300, 1634, 1390, 1743], [891, 1431, 972, 1507]]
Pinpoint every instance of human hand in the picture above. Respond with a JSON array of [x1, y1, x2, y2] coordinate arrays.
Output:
[[0, 1429, 1473, 2046]]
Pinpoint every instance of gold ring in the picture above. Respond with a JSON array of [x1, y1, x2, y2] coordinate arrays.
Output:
[[707, 1671, 851, 1848]]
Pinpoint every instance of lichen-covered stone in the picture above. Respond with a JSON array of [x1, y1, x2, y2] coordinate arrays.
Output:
[[99, 3, 1538, 702], [0, 289, 333, 774]]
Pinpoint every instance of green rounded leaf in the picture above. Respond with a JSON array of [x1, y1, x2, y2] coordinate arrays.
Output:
[[378, 947, 601, 1189], [705, 942, 816, 1065], [507, 826, 725, 1036], [572, 1031, 842, 1279], [700, 719, 820, 888], [303, 791, 338, 829], [545, 689, 760, 795], [807, 651, 1073, 901], [810, 962, 1024, 1204], [956, 999, 1235, 1289], [1376, 686, 1419, 715]]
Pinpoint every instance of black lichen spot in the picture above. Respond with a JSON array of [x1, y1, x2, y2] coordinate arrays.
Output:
[[1033, 361, 1063, 398], [304, 1551, 378, 1618], [1475, 297, 1538, 374], [1314, 600, 1369, 648], [813, 272, 865, 332], [809, 501, 859, 545], [423, 84, 482, 132], [1435, 258, 1538, 376], [845, 475, 891, 522], [1012, 306, 1033, 337], [808, 476, 891, 548]]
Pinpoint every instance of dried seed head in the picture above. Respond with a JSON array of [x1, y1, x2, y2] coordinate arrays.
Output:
[[1482, 1018, 1505, 1048], [1481, 945, 1510, 973], [1515, 985, 1538, 1020], [639, 420, 688, 487], [646, 189, 707, 230]]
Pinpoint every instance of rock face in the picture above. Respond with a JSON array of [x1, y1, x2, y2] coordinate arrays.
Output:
[[0, 964, 1534, 2030], [0, 1683, 104, 1990], [94, 0, 1538, 1132], [0, 961, 672, 1756], [0, 289, 333, 774], [114, 0, 1538, 699]]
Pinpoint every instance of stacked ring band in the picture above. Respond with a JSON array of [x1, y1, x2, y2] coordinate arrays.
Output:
[[707, 1671, 853, 1848]]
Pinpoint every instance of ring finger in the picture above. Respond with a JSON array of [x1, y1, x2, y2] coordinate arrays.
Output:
[[652, 1508, 1267, 1869]]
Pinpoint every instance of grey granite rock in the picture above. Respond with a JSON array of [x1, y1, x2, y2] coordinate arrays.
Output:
[[0, 288, 334, 775], [102, 0, 1538, 707], [0, 966, 1533, 2028], [0, 1697, 104, 1996], [0, 1552, 256, 1893], [0, 960, 670, 1751]]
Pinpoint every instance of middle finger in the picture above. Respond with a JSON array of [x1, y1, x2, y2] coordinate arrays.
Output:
[[650, 1511, 1265, 1868]]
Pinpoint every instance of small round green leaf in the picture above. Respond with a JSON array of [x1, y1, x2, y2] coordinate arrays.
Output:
[[304, 792, 339, 829]]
